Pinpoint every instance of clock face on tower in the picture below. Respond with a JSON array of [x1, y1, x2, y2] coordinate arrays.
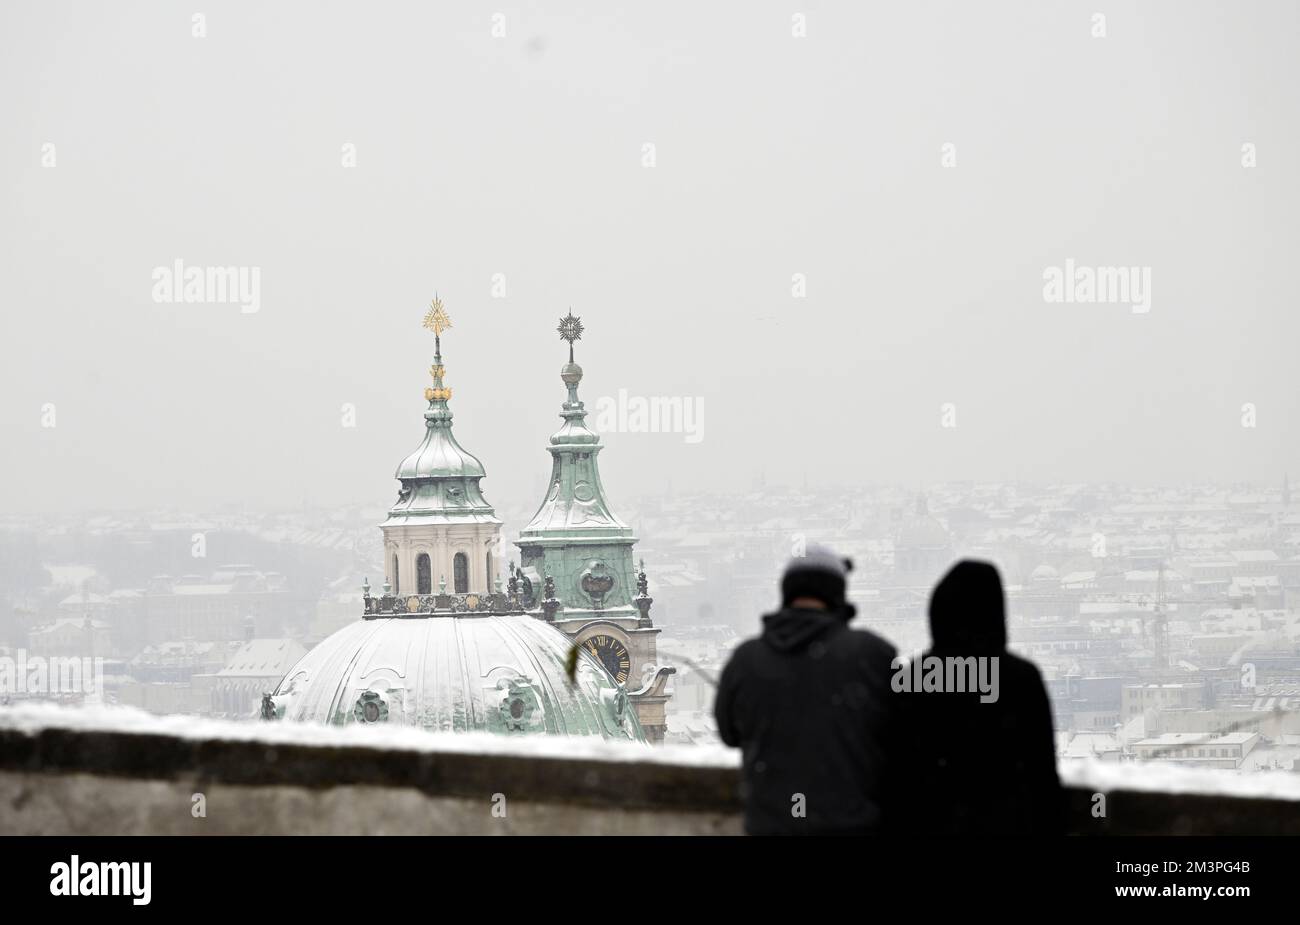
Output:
[[582, 633, 631, 685]]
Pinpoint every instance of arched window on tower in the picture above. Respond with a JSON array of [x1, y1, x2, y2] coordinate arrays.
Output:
[[417, 553, 432, 595], [393, 555, 399, 594], [453, 552, 469, 594], [486, 552, 493, 592]]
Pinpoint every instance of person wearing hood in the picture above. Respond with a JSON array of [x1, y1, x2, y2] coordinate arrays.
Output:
[[890, 559, 1064, 835], [714, 545, 897, 835]]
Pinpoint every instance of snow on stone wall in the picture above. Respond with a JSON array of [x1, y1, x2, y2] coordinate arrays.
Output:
[[6, 702, 1300, 803], [1060, 757, 1300, 802], [0, 701, 740, 768]]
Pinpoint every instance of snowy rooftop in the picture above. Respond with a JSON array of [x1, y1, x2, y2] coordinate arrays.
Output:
[[1134, 732, 1257, 746]]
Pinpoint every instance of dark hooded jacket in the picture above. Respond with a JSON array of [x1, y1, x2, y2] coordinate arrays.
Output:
[[715, 607, 897, 835], [890, 561, 1064, 835]]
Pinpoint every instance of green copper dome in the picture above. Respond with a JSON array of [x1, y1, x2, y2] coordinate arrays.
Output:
[[383, 311, 499, 527], [394, 409, 488, 480]]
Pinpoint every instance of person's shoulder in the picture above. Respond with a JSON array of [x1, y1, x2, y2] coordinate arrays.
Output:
[[724, 635, 765, 665], [998, 651, 1048, 686], [843, 625, 898, 661]]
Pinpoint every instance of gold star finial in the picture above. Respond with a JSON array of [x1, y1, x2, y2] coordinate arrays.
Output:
[[421, 295, 454, 403], [423, 296, 452, 336]]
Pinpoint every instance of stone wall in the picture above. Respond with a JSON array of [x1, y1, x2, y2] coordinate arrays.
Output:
[[0, 705, 1296, 835]]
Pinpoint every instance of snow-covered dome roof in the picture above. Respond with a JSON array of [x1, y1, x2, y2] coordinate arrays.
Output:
[[1030, 563, 1060, 581], [395, 426, 487, 481], [897, 495, 951, 549], [270, 613, 645, 742]]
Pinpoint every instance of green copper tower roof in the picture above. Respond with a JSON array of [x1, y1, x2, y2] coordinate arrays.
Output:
[[384, 298, 499, 527], [519, 312, 632, 540], [514, 312, 645, 628]]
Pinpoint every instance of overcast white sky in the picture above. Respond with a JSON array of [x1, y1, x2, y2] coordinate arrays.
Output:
[[2, 1, 1297, 514]]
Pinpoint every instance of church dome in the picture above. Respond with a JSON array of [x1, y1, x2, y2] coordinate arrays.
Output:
[[382, 303, 499, 528], [269, 613, 646, 742], [897, 495, 951, 549], [394, 415, 487, 480], [1030, 563, 1059, 582]]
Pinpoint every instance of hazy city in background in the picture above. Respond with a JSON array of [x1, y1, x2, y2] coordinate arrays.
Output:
[[3, 1, 1300, 785], [5, 480, 1300, 770]]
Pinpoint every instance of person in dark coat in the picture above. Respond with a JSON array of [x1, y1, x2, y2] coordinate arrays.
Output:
[[715, 545, 897, 835], [890, 560, 1064, 835]]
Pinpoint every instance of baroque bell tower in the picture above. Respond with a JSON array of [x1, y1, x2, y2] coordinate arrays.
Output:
[[514, 312, 673, 741], [380, 298, 502, 598]]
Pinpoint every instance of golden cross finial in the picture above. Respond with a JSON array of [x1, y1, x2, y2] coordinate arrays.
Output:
[[423, 296, 452, 336]]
